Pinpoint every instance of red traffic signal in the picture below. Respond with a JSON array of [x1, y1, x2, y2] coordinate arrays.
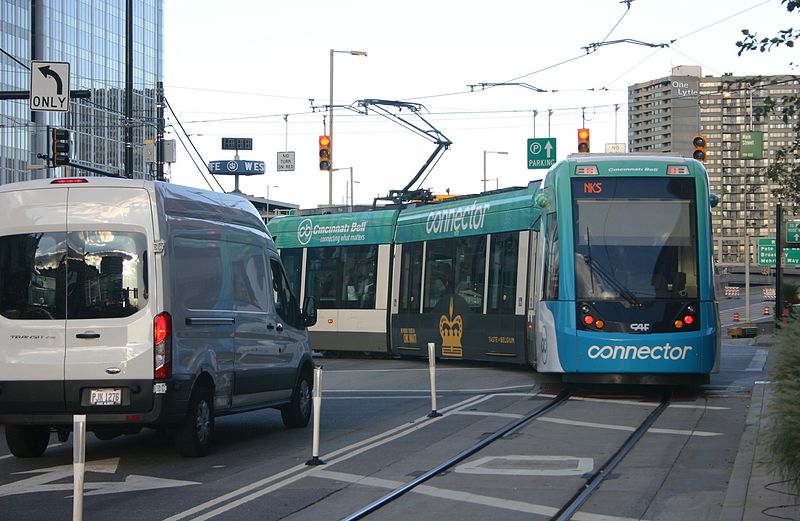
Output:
[[319, 135, 331, 170], [577, 128, 590, 153]]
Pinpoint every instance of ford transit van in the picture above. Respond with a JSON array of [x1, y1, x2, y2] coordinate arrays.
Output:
[[0, 177, 317, 457]]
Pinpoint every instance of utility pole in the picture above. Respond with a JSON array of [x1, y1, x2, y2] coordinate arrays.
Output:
[[125, 0, 133, 178]]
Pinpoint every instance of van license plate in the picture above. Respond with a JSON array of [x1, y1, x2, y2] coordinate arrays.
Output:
[[90, 388, 121, 406]]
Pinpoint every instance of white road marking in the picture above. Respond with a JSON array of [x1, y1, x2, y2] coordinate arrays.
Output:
[[313, 469, 646, 521], [327, 384, 535, 393], [162, 392, 501, 521], [538, 394, 729, 410], [0, 458, 197, 497], [536, 417, 722, 436], [746, 349, 769, 372], [453, 411, 525, 419], [455, 455, 594, 476]]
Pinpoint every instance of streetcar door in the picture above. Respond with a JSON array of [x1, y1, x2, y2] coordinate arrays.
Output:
[[527, 228, 540, 366]]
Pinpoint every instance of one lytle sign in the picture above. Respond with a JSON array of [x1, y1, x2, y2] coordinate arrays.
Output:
[[30, 61, 70, 112], [527, 138, 556, 169]]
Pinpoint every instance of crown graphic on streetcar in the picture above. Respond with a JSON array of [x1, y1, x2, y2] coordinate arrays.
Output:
[[439, 298, 463, 357]]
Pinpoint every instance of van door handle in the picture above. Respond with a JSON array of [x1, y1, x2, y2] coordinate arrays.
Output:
[[76, 333, 100, 339], [267, 323, 275, 330], [186, 317, 235, 326], [275, 323, 284, 332]]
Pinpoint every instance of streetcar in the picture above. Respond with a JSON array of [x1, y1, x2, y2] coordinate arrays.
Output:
[[534, 155, 720, 384], [267, 209, 399, 353], [267, 155, 720, 384]]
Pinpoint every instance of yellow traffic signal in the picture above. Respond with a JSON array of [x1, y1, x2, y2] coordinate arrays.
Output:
[[52, 128, 71, 167], [319, 135, 331, 170], [692, 135, 707, 162], [577, 128, 590, 153]]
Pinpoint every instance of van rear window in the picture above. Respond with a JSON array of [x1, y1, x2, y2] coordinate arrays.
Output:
[[0, 231, 148, 320]]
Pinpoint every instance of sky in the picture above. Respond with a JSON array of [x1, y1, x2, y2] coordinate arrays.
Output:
[[162, 0, 795, 209]]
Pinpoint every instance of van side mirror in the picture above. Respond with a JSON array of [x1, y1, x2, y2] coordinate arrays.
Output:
[[301, 296, 317, 328]]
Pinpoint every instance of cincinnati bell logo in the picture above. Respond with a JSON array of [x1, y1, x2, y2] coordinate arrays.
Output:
[[297, 218, 313, 245], [439, 297, 463, 357]]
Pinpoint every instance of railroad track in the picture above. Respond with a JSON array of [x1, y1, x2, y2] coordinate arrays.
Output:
[[340, 388, 672, 521]]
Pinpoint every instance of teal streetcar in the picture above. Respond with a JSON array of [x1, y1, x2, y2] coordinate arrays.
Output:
[[269, 155, 720, 384]]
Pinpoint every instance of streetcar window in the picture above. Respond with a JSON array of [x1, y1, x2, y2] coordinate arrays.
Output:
[[487, 233, 518, 314], [543, 214, 559, 300], [423, 236, 486, 313], [571, 177, 698, 301], [398, 243, 423, 313], [304, 245, 378, 309], [279, 248, 303, 303]]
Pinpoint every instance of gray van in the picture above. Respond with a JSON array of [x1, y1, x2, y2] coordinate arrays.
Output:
[[0, 177, 317, 457]]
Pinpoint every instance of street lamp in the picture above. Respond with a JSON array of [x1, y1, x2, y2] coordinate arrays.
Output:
[[329, 49, 367, 206], [333, 166, 355, 209], [266, 185, 278, 215], [482, 150, 508, 192]]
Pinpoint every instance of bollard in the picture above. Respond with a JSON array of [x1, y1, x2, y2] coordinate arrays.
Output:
[[427, 342, 442, 418], [73, 414, 86, 521], [306, 365, 325, 466]]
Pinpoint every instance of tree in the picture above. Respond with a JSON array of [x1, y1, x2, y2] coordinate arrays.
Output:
[[736, 0, 800, 204]]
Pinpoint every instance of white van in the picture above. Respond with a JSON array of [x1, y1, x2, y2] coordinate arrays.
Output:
[[0, 177, 317, 457]]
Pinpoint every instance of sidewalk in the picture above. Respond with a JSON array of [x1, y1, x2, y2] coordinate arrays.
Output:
[[720, 343, 800, 521]]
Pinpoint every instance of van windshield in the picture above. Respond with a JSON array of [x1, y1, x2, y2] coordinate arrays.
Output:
[[0, 231, 148, 320]]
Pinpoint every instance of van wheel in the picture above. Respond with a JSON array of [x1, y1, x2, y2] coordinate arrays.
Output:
[[176, 387, 214, 457], [281, 370, 312, 428], [5, 425, 50, 458]]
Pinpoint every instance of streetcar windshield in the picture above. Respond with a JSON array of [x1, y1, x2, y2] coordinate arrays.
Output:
[[572, 177, 698, 301]]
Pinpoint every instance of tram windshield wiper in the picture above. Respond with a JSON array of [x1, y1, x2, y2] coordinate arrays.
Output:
[[582, 228, 640, 306]]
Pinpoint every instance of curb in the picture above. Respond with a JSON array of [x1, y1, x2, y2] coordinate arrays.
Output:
[[719, 382, 766, 521]]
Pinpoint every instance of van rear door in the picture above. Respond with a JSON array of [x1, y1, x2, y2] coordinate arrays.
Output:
[[63, 187, 155, 412], [0, 188, 68, 412]]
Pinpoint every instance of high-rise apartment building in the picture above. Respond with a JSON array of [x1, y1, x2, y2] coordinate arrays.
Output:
[[0, 0, 162, 184], [629, 66, 799, 262]]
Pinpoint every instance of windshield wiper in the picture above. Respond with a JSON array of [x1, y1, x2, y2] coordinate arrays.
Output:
[[583, 227, 640, 306]]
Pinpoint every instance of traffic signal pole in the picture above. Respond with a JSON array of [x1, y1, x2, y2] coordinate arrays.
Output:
[[776, 203, 783, 319]]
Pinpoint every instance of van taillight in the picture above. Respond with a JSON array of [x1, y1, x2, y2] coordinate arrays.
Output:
[[154, 312, 172, 379]]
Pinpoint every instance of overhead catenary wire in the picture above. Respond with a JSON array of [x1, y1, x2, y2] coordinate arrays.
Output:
[[164, 97, 224, 192]]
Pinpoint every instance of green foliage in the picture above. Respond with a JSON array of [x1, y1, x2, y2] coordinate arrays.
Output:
[[765, 315, 800, 492], [736, 0, 800, 205], [782, 281, 800, 303]]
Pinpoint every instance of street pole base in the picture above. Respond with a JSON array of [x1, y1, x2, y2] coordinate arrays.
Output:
[[306, 456, 326, 466], [427, 410, 442, 418]]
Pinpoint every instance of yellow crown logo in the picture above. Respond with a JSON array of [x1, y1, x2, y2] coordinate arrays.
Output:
[[439, 298, 463, 357]]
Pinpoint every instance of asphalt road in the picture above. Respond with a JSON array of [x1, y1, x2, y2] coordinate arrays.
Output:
[[0, 331, 769, 521]]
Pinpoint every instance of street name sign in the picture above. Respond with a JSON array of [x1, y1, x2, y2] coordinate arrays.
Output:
[[740, 131, 764, 159], [277, 151, 295, 172], [30, 61, 70, 112], [527, 138, 556, 169], [208, 160, 265, 175], [757, 238, 800, 267]]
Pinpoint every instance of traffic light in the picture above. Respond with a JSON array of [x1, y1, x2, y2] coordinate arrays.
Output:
[[319, 135, 331, 170], [692, 135, 707, 162], [577, 128, 590, 153], [52, 128, 71, 167]]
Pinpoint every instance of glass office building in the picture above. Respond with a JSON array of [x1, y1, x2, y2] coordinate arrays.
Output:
[[0, 0, 163, 184]]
